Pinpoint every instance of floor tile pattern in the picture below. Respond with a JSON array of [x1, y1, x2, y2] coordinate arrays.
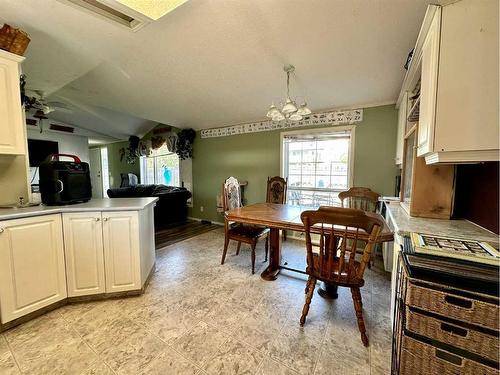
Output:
[[0, 228, 392, 374]]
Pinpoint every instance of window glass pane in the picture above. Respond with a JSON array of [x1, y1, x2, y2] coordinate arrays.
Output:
[[288, 163, 301, 174], [141, 151, 180, 186], [301, 162, 315, 175], [283, 131, 351, 208], [302, 149, 316, 162], [288, 174, 302, 187]]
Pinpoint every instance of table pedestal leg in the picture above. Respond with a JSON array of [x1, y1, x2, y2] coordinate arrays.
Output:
[[261, 228, 280, 281], [318, 282, 338, 299]]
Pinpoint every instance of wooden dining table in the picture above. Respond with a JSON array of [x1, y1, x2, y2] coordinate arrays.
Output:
[[225, 202, 394, 298]]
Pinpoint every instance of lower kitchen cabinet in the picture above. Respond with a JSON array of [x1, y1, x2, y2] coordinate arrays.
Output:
[[0, 214, 67, 323], [102, 211, 141, 293], [63, 210, 143, 295], [62, 212, 106, 297]]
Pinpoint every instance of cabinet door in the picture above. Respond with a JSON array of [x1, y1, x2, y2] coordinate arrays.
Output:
[[0, 214, 67, 323], [395, 92, 408, 165], [0, 52, 25, 155], [102, 211, 141, 293], [417, 8, 441, 157], [62, 212, 105, 297]]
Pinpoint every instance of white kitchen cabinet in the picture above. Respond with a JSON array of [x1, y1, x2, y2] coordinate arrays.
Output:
[[0, 214, 66, 323], [102, 211, 141, 293], [0, 50, 26, 155], [62, 212, 105, 297], [395, 92, 408, 165], [417, 7, 441, 158], [406, 0, 499, 163]]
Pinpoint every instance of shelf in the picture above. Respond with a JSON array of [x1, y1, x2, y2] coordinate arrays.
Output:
[[407, 97, 420, 122]]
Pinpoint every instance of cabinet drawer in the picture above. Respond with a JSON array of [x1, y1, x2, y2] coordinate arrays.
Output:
[[406, 308, 499, 363], [400, 336, 498, 375], [406, 283, 499, 331]]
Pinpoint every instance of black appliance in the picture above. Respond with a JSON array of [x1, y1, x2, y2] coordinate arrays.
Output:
[[27, 139, 59, 167], [39, 154, 92, 205], [395, 175, 401, 198]]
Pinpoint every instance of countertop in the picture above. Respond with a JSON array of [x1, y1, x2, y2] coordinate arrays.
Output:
[[0, 198, 159, 221], [385, 201, 498, 244]]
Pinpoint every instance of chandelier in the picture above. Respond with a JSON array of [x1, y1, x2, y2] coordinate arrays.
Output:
[[266, 64, 311, 122]]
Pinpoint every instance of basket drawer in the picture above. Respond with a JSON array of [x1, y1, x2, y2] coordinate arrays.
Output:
[[400, 336, 498, 375], [406, 308, 500, 363], [406, 283, 499, 331]]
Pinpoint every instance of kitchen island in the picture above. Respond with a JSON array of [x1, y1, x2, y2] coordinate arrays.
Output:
[[0, 198, 158, 331]]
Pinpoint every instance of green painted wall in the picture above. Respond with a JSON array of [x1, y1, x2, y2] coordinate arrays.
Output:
[[190, 104, 398, 223], [94, 141, 140, 189]]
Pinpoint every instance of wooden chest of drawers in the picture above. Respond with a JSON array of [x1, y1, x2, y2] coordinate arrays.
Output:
[[392, 253, 500, 374]]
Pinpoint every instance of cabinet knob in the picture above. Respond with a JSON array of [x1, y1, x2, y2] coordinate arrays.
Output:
[[103, 217, 108, 221], [95, 217, 100, 221], [0, 228, 3, 233]]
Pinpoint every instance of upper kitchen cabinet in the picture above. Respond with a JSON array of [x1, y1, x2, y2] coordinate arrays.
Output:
[[0, 49, 26, 155], [396, 0, 499, 164]]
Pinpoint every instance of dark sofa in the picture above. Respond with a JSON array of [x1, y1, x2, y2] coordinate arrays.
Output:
[[107, 184, 192, 228]]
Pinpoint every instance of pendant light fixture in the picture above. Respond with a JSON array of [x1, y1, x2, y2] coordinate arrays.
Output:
[[266, 65, 311, 122]]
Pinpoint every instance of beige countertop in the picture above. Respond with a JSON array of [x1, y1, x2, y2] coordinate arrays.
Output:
[[0, 198, 158, 221], [385, 201, 499, 244]]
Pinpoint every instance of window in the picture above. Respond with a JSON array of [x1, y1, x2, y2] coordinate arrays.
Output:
[[140, 144, 180, 186], [281, 127, 354, 208]]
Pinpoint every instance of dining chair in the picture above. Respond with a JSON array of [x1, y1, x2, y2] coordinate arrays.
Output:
[[299, 206, 383, 346], [338, 187, 381, 268], [265, 176, 288, 259], [338, 187, 380, 212], [221, 176, 269, 274]]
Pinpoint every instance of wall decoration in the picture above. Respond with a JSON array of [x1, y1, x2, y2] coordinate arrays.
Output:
[[150, 135, 165, 150], [176, 129, 196, 160], [200, 109, 363, 139]]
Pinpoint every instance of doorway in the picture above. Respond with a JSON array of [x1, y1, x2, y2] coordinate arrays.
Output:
[[89, 148, 103, 198]]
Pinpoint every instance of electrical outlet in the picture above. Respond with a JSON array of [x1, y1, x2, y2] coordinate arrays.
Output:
[[200, 206, 204, 212]]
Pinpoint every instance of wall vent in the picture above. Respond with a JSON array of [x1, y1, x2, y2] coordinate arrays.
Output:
[[50, 124, 75, 133], [60, 0, 150, 31]]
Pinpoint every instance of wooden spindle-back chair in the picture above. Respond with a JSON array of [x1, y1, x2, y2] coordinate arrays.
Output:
[[221, 177, 269, 274], [338, 187, 380, 212], [300, 206, 383, 346], [265, 176, 288, 258], [338, 187, 381, 268]]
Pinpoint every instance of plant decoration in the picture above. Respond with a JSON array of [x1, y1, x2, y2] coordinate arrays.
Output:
[[175, 128, 196, 160], [150, 135, 165, 150], [121, 135, 140, 164]]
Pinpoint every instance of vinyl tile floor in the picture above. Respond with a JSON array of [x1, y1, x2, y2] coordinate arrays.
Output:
[[0, 228, 393, 375]]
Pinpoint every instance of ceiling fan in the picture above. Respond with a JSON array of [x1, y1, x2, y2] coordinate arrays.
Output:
[[24, 90, 73, 115]]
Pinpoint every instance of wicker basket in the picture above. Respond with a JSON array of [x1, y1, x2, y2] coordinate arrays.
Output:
[[0, 24, 30, 56], [0, 24, 16, 50], [400, 336, 498, 375], [406, 308, 499, 363], [406, 282, 499, 331]]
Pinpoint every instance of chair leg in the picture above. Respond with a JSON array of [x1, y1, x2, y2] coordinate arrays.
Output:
[[304, 276, 313, 294], [264, 236, 269, 262], [236, 241, 241, 255], [282, 229, 287, 242], [251, 243, 256, 274], [351, 287, 369, 346], [221, 237, 229, 265], [300, 276, 316, 326]]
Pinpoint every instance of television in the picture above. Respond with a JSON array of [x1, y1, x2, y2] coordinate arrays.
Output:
[[28, 139, 59, 167]]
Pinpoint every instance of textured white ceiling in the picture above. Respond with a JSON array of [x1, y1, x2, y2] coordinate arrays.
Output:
[[1, 0, 432, 138]]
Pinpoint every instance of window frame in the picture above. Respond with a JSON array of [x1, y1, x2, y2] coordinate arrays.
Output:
[[280, 125, 355, 204], [139, 146, 181, 186]]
